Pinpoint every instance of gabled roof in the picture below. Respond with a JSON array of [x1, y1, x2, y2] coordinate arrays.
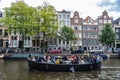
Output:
[[84, 16, 94, 23], [98, 10, 113, 20]]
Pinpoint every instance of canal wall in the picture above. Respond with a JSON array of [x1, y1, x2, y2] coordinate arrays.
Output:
[[2, 53, 120, 59]]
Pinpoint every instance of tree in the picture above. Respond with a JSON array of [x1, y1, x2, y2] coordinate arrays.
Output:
[[1, 1, 38, 50], [99, 24, 115, 51], [3, 1, 37, 36], [37, 2, 58, 50], [58, 26, 77, 46]]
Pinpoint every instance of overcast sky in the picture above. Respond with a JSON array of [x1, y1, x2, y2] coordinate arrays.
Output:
[[0, 0, 120, 20]]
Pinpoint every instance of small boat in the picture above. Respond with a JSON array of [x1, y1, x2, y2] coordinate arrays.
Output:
[[28, 58, 102, 72], [89, 50, 108, 59]]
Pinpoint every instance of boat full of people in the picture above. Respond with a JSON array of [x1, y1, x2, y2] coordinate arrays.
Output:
[[28, 54, 102, 72]]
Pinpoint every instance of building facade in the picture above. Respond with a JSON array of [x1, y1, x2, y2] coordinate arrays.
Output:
[[57, 9, 71, 48], [70, 11, 83, 47], [0, 10, 9, 49], [98, 10, 113, 31], [97, 10, 113, 51], [113, 17, 120, 51], [0, 9, 117, 53], [82, 16, 99, 52]]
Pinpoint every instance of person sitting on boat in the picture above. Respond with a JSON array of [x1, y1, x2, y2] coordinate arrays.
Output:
[[71, 55, 79, 64], [29, 55, 38, 61], [34, 55, 39, 62], [37, 57, 45, 62], [96, 55, 102, 62], [62, 55, 67, 61], [50, 54, 56, 63], [55, 59, 60, 64], [43, 55, 47, 61], [46, 55, 52, 63], [78, 57, 85, 64], [93, 55, 97, 63]]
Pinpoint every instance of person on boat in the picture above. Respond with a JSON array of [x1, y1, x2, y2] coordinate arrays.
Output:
[[37, 56, 45, 62], [50, 54, 56, 63], [78, 57, 85, 64], [46, 55, 52, 63], [55, 59, 60, 64], [93, 55, 97, 63], [70, 55, 79, 64], [62, 55, 67, 61]]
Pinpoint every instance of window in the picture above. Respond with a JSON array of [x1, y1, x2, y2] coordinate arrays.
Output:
[[104, 20, 107, 23], [115, 29, 119, 33], [0, 39, 3, 47], [4, 29, 8, 36], [74, 26, 78, 30], [83, 26, 88, 31], [59, 15, 61, 19], [108, 20, 111, 23], [67, 15, 69, 19], [74, 19, 78, 23], [83, 40, 87, 45], [88, 33, 91, 38], [83, 33, 87, 38], [32, 40, 35, 46], [75, 16, 77, 18], [67, 21, 69, 26], [63, 15, 65, 19], [63, 40, 65, 44], [116, 34, 119, 39], [92, 26, 97, 30], [99, 20, 102, 23], [88, 18, 91, 23], [11, 36, 17, 40], [63, 20, 65, 26], [104, 15, 106, 19], [0, 13, 2, 17], [59, 39, 61, 44], [0, 29, 2, 35], [75, 33, 79, 38]]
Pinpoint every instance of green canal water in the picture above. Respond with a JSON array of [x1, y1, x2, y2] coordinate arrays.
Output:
[[0, 59, 120, 80]]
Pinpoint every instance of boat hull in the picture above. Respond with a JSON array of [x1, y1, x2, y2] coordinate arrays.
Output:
[[28, 59, 101, 72]]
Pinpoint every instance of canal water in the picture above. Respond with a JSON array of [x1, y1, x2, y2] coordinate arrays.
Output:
[[0, 59, 120, 80]]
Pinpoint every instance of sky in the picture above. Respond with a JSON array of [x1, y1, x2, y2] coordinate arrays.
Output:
[[0, 0, 120, 20]]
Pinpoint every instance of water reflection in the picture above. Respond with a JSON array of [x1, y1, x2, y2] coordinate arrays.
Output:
[[0, 59, 120, 80], [27, 71, 101, 80]]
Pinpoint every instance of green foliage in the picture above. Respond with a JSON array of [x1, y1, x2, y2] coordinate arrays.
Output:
[[58, 26, 77, 44], [1, 1, 58, 38], [99, 24, 115, 46], [38, 2, 58, 37], [1, 1, 38, 36]]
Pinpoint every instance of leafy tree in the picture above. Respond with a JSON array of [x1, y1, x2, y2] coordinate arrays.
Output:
[[1, 1, 38, 49], [37, 2, 58, 49], [99, 24, 115, 50], [2, 1, 37, 36], [58, 26, 77, 45]]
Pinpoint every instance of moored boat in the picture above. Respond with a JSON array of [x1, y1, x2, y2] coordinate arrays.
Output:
[[28, 55, 102, 72], [89, 50, 108, 59]]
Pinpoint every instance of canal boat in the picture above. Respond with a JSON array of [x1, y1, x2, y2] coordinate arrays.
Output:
[[28, 58, 102, 72], [89, 50, 109, 59]]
